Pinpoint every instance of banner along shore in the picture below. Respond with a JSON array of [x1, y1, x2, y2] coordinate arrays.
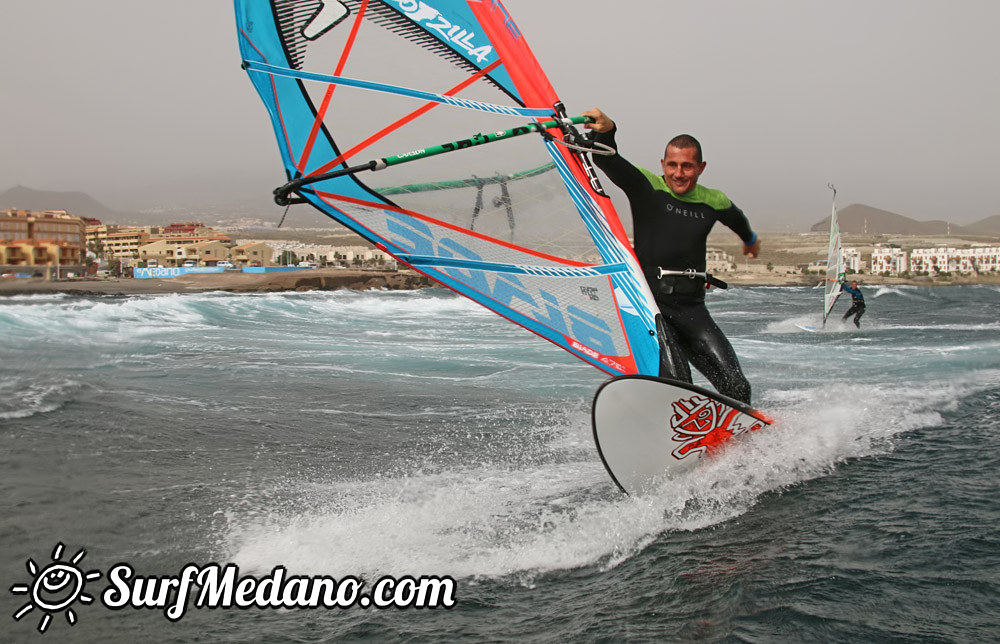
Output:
[[0, 269, 435, 297]]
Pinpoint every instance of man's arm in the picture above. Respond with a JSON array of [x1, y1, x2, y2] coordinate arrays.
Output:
[[580, 108, 652, 196], [716, 202, 760, 258], [582, 108, 614, 134]]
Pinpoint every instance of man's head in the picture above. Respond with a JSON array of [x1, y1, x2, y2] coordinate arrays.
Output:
[[851, 280, 858, 288], [661, 134, 706, 195]]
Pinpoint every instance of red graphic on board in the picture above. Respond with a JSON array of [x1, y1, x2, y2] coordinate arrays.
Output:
[[669, 395, 767, 460]]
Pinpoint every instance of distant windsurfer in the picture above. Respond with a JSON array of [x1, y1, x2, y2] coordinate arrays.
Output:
[[582, 108, 760, 404], [840, 280, 866, 327]]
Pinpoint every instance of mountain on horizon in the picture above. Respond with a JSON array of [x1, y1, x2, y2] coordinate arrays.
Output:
[[966, 214, 1000, 235], [0, 185, 125, 220], [810, 203, 1000, 236], [7, 184, 1000, 236], [0, 184, 327, 228]]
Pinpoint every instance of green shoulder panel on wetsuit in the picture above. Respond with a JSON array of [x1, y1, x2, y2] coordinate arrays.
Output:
[[638, 167, 733, 211]]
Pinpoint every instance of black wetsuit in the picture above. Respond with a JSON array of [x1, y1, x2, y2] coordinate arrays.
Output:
[[841, 283, 865, 327], [592, 126, 756, 404]]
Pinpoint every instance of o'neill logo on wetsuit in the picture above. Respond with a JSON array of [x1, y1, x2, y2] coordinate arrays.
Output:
[[668, 395, 767, 460], [665, 203, 706, 219]]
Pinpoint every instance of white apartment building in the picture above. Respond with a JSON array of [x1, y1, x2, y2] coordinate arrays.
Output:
[[842, 247, 863, 273], [961, 245, 1000, 273], [706, 247, 735, 272], [871, 245, 907, 275], [907, 245, 1000, 275], [811, 248, 863, 274], [327, 245, 397, 268], [909, 247, 959, 274]]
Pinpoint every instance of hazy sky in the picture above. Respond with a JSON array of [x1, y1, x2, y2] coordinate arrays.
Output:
[[2, 1, 998, 230]]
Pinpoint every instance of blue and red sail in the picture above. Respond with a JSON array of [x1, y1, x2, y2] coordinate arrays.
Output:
[[234, 0, 661, 376]]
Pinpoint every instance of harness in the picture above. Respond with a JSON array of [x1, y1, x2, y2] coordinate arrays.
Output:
[[643, 267, 729, 296]]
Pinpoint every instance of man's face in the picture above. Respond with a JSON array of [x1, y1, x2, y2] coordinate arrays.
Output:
[[661, 145, 706, 195]]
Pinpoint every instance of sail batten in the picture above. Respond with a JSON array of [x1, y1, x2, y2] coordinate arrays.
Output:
[[242, 61, 553, 117]]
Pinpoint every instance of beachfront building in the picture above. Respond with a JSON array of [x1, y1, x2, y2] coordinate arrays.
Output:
[[100, 229, 153, 262], [162, 222, 208, 235], [871, 244, 908, 275], [138, 233, 232, 267], [244, 238, 400, 268], [905, 245, 1000, 276], [1, 210, 32, 244], [231, 242, 275, 266], [1, 209, 87, 275], [843, 247, 863, 273], [137, 239, 180, 266], [0, 238, 85, 274], [174, 240, 231, 266], [87, 224, 160, 246], [2, 209, 86, 246], [328, 245, 397, 269], [706, 247, 735, 273], [909, 247, 959, 274], [264, 241, 334, 266], [86, 225, 174, 267], [961, 245, 1000, 274], [87, 224, 117, 249]]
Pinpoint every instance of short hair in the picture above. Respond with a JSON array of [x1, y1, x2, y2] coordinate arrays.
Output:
[[665, 134, 703, 163]]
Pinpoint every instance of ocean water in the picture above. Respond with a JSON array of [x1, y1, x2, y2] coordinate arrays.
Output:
[[1, 284, 998, 643]]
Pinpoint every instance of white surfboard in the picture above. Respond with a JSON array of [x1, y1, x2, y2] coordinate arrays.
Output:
[[592, 376, 773, 495]]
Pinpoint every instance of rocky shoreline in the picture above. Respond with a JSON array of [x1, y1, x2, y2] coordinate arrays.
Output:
[[0, 269, 437, 297], [1, 268, 997, 298]]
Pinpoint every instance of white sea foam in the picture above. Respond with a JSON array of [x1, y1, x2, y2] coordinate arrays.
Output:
[[0, 375, 80, 419], [214, 284, 1000, 582], [223, 371, 982, 582]]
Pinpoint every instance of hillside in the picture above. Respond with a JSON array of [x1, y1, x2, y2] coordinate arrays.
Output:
[[0, 185, 124, 220], [0, 184, 342, 229], [966, 214, 1000, 235], [7, 184, 1000, 237], [810, 204, 979, 235]]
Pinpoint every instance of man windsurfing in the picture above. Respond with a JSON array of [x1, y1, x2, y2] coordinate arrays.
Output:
[[582, 108, 760, 404], [840, 280, 866, 328]]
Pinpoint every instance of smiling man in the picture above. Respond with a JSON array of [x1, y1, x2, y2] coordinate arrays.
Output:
[[583, 108, 760, 404]]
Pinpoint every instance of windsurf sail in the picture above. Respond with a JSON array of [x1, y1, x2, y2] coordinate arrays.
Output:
[[234, 0, 662, 376], [822, 183, 845, 326]]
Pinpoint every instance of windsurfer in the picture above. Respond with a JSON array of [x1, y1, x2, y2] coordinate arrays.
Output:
[[840, 280, 866, 327], [582, 108, 760, 404]]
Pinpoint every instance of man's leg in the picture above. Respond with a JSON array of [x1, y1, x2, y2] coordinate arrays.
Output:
[[669, 298, 751, 404], [655, 313, 692, 383]]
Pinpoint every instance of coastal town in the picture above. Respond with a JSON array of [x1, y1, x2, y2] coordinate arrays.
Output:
[[2, 207, 1000, 290], [0, 208, 399, 279]]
